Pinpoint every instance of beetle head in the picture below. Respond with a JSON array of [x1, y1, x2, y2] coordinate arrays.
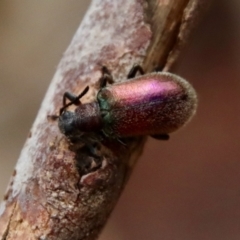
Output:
[[58, 110, 76, 137]]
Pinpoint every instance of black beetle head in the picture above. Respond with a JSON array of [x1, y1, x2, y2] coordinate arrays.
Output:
[[58, 111, 76, 137]]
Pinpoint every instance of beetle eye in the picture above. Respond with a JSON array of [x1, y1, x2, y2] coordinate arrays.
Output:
[[60, 111, 73, 121]]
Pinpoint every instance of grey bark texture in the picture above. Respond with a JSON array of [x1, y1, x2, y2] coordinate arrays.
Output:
[[0, 0, 207, 239]]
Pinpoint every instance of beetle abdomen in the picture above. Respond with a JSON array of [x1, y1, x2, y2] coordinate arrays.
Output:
[[97, 72, 197, 137]]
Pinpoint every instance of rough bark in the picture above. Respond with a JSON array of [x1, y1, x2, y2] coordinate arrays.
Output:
[[0, 0, 206, 239]]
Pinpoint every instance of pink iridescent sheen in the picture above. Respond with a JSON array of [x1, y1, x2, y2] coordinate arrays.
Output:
[[98, 73, 196, 137]]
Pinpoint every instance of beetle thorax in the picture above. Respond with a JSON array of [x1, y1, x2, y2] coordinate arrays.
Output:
[[74, 102, 103, 132]]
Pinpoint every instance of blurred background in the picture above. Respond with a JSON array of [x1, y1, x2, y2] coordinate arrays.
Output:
[[1, 0, 240, 239]]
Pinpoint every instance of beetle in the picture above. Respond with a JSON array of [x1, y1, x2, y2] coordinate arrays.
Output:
[[55, 65, 197, 145]]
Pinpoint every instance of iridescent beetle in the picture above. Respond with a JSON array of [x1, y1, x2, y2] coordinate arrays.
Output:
[[55, 65, 197, 145]]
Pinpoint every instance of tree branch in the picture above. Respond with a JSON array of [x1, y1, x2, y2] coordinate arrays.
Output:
[[0, 0, 206, 239]]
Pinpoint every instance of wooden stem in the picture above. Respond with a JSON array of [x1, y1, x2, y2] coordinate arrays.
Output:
[[0, 0, 206, 239]]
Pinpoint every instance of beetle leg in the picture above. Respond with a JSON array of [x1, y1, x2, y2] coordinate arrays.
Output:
[[101, 66, 112, 76], [60, 86, 89, 115], [86, 142, 102, 159], [150, 134, 170, 141], [127, 65, 145, 79], [101, 130, 127, 147], [116, 137, 127, 146], [85, 142, 103, 171], [100, 110, 108, 118], [153, 66, 163, 72], [101, 129, 110, 138], [75, 142, 103, 175], [99, 66, 114, 88]]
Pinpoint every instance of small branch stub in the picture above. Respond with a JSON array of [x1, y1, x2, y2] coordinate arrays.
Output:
[[0, 0, 204, 239]]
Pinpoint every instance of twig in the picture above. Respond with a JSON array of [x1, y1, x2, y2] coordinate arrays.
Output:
[[0, 0, 206, 239]]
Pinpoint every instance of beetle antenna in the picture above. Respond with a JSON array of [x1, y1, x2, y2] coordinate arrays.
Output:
[[59, 86, 89, 115]]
